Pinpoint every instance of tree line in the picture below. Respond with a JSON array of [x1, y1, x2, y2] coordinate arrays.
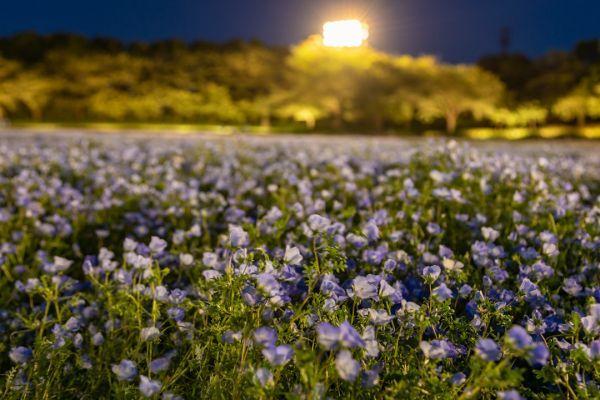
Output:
[[0, 32, 599, 133]]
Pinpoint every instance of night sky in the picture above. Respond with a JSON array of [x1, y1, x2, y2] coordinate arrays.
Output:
[[1, 0, 599, 62]]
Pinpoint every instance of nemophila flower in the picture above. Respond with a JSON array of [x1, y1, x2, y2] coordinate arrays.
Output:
[[92, 332, 104, 346], [362, 368, 380, 388], [432, 283, 453, 301], [363, 222, 380, 242], [581, 315, 599, 335], [307, 214, 331, 233], [476, 339, 501, 361], [528, 343, 549, 367], [262, 344, 293, 366], [589, 340, 600, 360], [497, 390, 525, 400], [141, 326, 160, 341], [9, 346, 32, 364], [347, 233, 368, 249], [506, 325, 532, 349], [459, 284, 473, 298], [426, 222, 443, 235], [139, 375, 162, 397], [283, 246, 303, 265], [255, 367, 274, 387], [317, 322, 341, 350], [352, 275, 379, 300], [254, 327, 277, 347], [179, 253, 194, 266], [228, 225, 249, 247], [450, 372, 466, 385], [149, 236, 167, 254], [562, 278, 582, 296], [150, 357, 172, 373], [339, 321, 366, 348], [112, 359, 138, 381], [421, 265, 441, 282], [168, 288, 187, 304], [420, 340, 457, 360], [442, 258, 464, 272], [222, 330, 243, 344], [519, 278, 542, 299], [44, 256, 73, 274], [542, 242, 559, 258], [335, 350, 360, 382], [203, 269, 223, 281], [362, 326, 380, 358], [481, 226, 500, 242], [362, 308, 393, 325], [167, 307, 185, 322], [379, 280, 402, 304]]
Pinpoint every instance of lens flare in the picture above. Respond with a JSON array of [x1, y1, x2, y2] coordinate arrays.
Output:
[[322, 19, 369, 47]]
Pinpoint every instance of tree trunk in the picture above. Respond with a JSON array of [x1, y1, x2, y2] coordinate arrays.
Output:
[[260, 109, 271, 128], [372, 113, 383, 132], [577, 112, 586, 128], [305, 114, 316, 130], [446, 111, 458, 134], [332, 109, 343, 130]]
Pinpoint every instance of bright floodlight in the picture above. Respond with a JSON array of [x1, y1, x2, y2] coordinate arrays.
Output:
[[323, 19, 369, 47]]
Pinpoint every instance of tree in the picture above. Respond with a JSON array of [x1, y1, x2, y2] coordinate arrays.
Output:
[[489, 103, 548, 129], [415, 65, 505, 134], [286, 35, 384, 129], [553, 68, 600, 127], [0, 57, 52, 121]]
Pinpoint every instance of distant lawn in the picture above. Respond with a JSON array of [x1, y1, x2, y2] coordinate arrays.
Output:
[[4, 121, 600, 139]]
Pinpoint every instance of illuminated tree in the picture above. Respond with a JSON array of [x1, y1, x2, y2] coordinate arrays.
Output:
[[416, 65, 505, 134], [286, 35, 385, 129], [490, 103, 548, 129], [552, 70, 600, 127], [0, 57, 51, 121]]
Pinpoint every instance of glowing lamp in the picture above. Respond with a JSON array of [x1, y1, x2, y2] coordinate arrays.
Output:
[[322, 19, 369, 47]]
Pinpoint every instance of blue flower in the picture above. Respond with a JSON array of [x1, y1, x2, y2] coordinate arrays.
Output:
[[475, 338, 501, 361], [112, 359, 138, 381], [167, 307, 185, 322], [506, 325, 532, 349], [497, 390, 525, 400], [139, 375, 162, 397], [228, 225, 249, 247], [254, 327, 277, 347], [450, 372, 466, 385], [308, 214, 331, 232], [432, 283, 453, 301], [92, 332, 104, 346], [150, 357, 171, 373], [317, 322, 340, 350], [422, 265, 441, 282], [284, 246, 303, 265], [528, 343, 549, 367], [352, 275, 379, 300], [140, 326, 160, 341], [420, 340, 458, 359], [335, 350, 360, 382], [255, 367, 274, 387], [339, 321, 366, 348], [9, 346, 32, 364], [363, 222, 380, 242], [262, 344, 293, 366], [148, 236, 167, 254]]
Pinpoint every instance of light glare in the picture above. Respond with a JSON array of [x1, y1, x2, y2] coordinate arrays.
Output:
[[323, 19, 369, 48]]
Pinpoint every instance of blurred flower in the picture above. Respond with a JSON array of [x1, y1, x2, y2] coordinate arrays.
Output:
[[112, 359, 138, 381], [335, 350, 360, 382]]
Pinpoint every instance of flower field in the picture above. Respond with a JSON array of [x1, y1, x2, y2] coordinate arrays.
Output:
[[0, 133, 599, 399]]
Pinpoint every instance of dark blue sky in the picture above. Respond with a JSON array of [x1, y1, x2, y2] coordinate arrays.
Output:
[[1, 0, 598, 62]]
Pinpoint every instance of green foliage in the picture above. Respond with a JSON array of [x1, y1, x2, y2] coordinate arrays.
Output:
[[0, 33, 599, 132]]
